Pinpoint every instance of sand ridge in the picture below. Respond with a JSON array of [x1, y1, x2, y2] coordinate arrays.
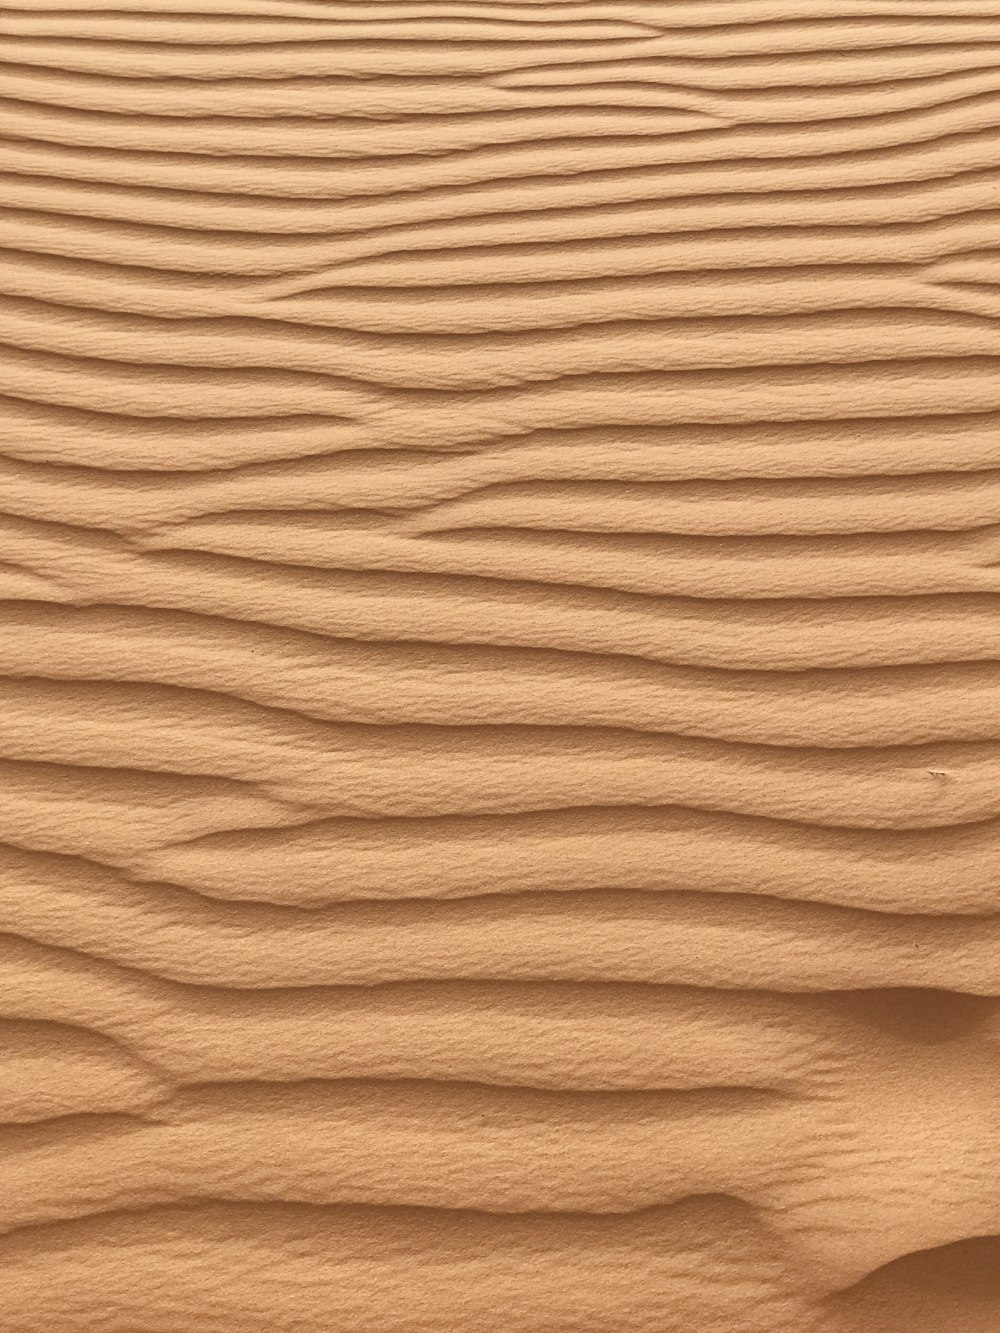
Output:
[[1, 0, 1000, 1329]]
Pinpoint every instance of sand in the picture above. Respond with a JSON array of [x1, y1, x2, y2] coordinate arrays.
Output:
[[1, 1, 999, 1329]]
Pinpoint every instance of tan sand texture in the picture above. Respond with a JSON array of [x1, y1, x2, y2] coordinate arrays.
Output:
[[2, 0, 1000, 1328]]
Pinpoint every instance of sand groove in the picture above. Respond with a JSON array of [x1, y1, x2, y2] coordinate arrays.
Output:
[[1, 2, 998, 1329]]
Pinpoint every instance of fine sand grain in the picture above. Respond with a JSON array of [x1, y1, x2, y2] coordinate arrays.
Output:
[[1, 2, 999, 1329]]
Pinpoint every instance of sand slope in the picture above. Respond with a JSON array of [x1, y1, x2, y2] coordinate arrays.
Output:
[[1, 1, 1000, 1329]]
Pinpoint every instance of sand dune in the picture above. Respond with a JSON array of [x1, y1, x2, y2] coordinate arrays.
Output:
[[1, 0, 999, 1328]]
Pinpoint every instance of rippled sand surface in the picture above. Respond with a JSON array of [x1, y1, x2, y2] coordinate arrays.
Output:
[[2, 2, 1000, 1329]]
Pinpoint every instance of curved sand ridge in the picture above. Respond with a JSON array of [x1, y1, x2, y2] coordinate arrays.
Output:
[[2, 1, 1000, 1329]]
